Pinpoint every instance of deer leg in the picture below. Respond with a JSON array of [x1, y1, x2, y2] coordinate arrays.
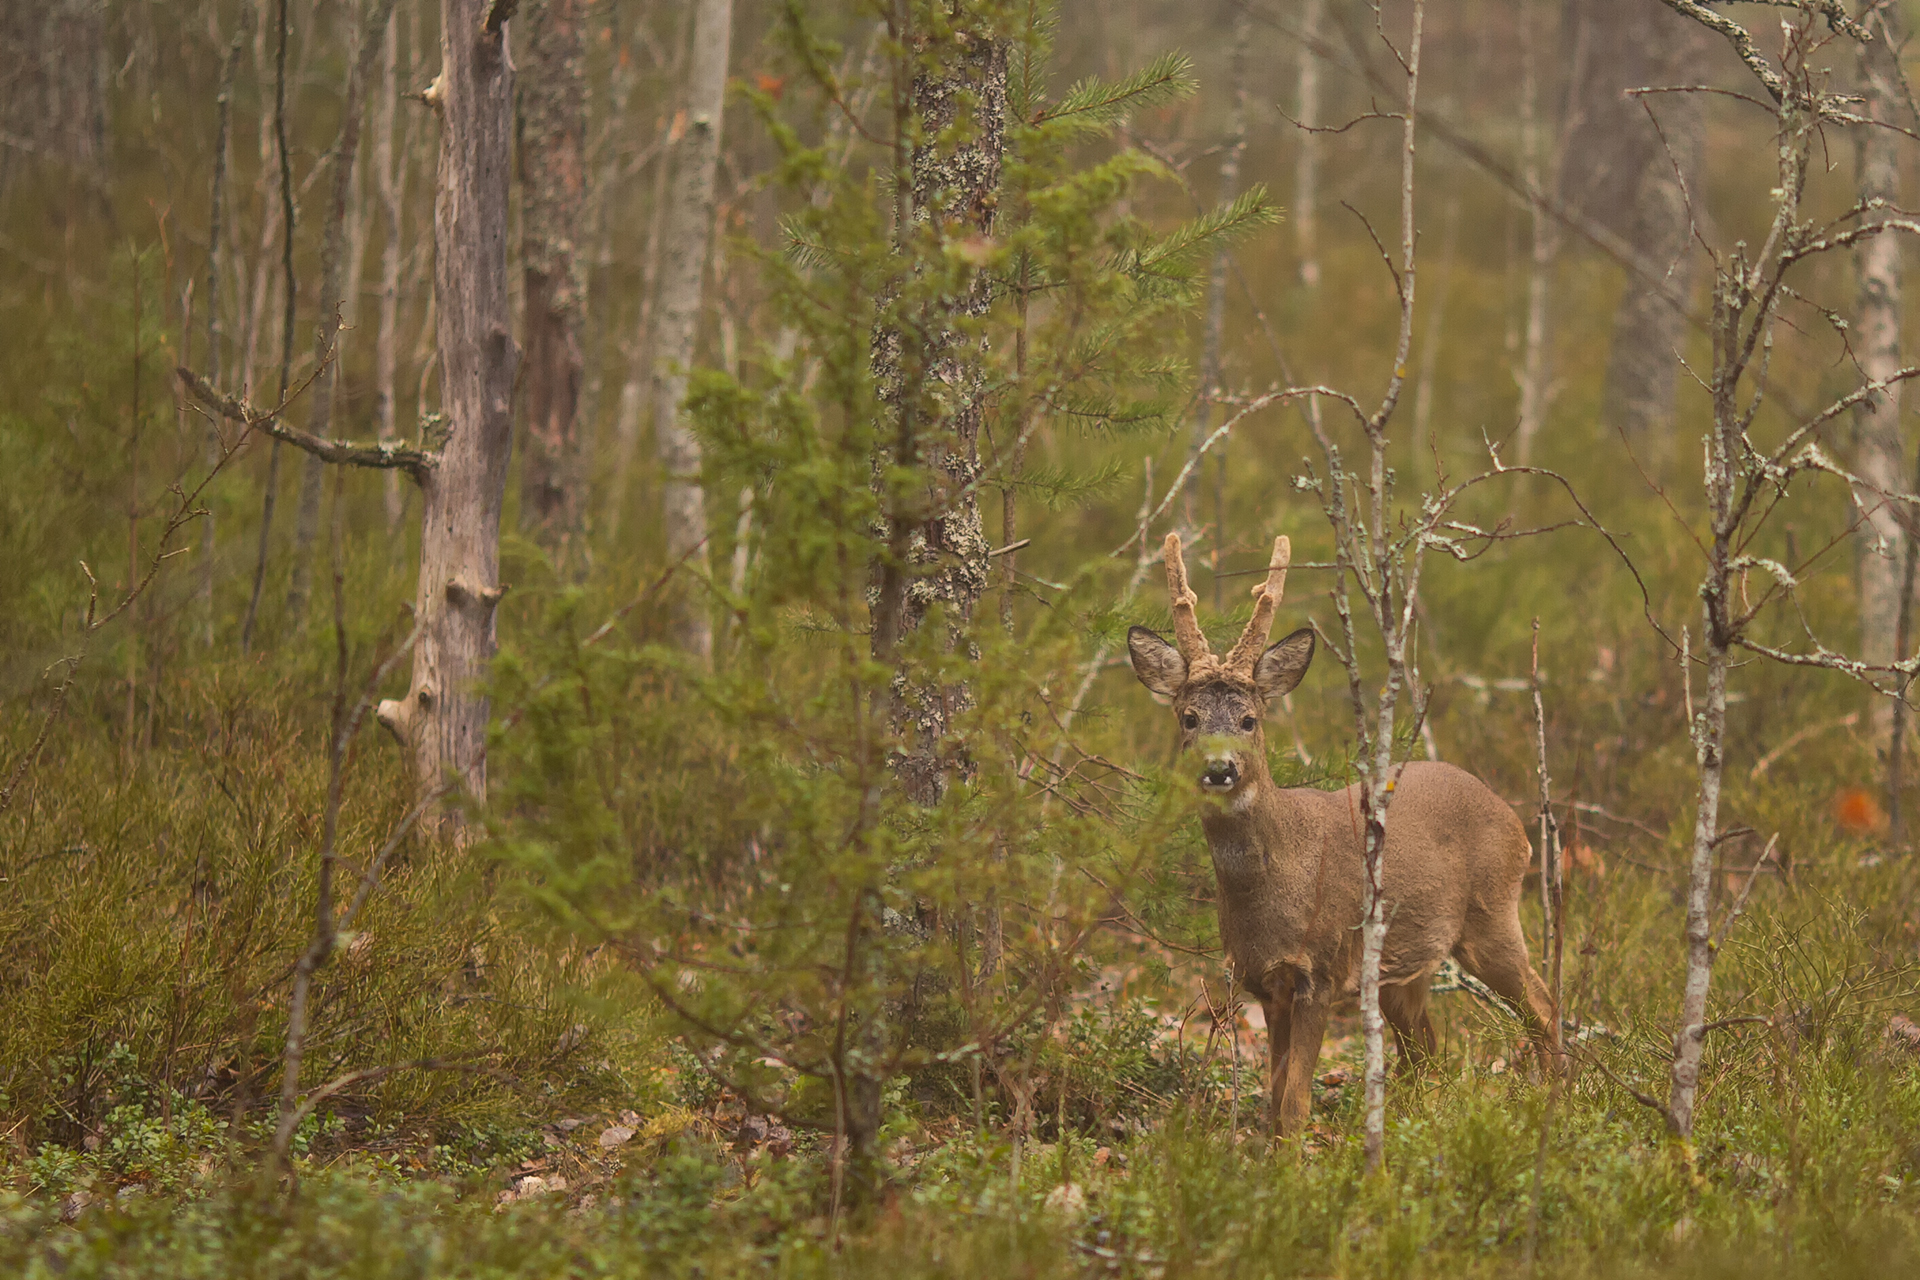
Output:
[[1261, 994, 1291, 1137], [1276, 979, 1329, 1138], [1455, 920, 1558, 1072], [1379, 977, 1438, 1074]]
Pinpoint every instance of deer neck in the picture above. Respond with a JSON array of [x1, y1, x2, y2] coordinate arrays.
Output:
[[1197, 768, 1304, 890]]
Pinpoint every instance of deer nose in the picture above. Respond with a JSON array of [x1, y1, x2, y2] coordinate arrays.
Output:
[[1200, 755, 1239, 790]]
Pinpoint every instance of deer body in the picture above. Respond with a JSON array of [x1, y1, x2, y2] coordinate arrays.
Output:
[[1130, 534, 1554, 1136]]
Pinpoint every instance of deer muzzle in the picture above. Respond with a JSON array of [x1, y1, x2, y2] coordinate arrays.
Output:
[[1199, 754, 1241, 792]]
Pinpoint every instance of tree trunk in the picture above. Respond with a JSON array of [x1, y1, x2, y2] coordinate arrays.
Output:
[[201, 22, 247, 648], [869, 11, 1008, 808], [287, 0, 397, 626], [376, 0, 518, 806], [1598, 94, 1699, 463], [607, 107, 679, 537], [516, 0, 588, 547], [650, 0, 733, 661], [1294, 0, 1326, 288], [1512, 0, 1557, 465], [1566, 0, 1708, 466], [372, 13, 409, 534], [1853, 13, 1906, 750], [1186, 7, 1250, 607]]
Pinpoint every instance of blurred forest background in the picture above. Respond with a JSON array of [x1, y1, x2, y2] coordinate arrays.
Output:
[[8, 1, 1920, 1275]]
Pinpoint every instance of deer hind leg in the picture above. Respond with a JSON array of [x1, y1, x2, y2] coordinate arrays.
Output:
[[1379, 976, 1439, 1074], [1454, 917, 1558, 1071]]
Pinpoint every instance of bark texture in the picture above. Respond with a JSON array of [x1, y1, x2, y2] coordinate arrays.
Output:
[[287, 0, 399, 624], [1853, 14, 1906, 748], [650, 0, 734, 660], [1186, 6, 1251, 602], [1565, 0, 1709, 460], [0, 0, 108, 194], [372, 15, 408, 533], [1294, 0, 1325, 288], [517, 0, 589, 544], [869, 17, 1008, 808], [376, 0, 519, 805]]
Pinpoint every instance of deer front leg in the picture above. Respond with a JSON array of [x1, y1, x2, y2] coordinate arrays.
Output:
[[1275, 977, 1330, 1139], [1262, 993, 1291, 1137]]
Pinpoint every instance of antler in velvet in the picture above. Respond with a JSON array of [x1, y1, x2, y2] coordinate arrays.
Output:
[[1223, 536, 1291, 675], [1162, 532, 1212, 662]]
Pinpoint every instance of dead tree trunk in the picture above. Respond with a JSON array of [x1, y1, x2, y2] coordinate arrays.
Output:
[[1853, 10, 1906, 750], [375, 0, 518, 805], [517, 0, 588, 546], [286, 0, 398, 625], [649, 0, 733, 661]]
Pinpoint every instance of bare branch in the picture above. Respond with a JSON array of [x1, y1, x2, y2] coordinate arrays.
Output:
[[178, 366, 438, 479]]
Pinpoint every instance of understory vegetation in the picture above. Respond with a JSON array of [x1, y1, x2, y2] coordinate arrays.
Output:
[[8, 0, 1920, 1276]]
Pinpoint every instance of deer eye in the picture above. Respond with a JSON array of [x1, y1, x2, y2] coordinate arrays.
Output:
[[1181, 712, 1199, 730], [1240, 716, 1257, 732]]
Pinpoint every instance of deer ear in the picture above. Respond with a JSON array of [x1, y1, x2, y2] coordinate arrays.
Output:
[[1127, 626, 1187, 701], [1255, 627, 1315, 700]]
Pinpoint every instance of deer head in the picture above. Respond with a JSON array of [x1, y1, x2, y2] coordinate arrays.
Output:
[[1127, 533, 1315, 797]]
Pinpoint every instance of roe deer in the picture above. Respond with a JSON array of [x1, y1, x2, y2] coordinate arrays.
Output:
[[1127, 532, 1555, 1136]]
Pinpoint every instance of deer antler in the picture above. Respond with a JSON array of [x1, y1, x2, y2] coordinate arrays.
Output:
[[1163, 532, 1212, 662], [1224, 536, 1291, 675]]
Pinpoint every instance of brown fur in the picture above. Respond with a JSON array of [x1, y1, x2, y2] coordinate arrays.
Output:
[[1128, 535, 1555, 1136]]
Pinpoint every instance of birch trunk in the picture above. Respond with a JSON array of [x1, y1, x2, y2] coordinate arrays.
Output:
[[372, 15, 408, 533], [1853, 15, 1906, 749], [1666, 262, 1744, 1142], [287, 0, 397, 625], [649, 0, 733, 660], [607, 108, 678, 536], [376, 0, 518, 806], [1294, 0, 1325, 289], [516, 0, 588, 546], [1512, 0, 1557, 466]]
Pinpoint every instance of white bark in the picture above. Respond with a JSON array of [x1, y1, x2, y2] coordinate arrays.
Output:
[[1295, 0, 1326, 288], [372, 14, 407, 533], [1513, 0, 1558, 465], [1853, 15, 1906, 747], [649, 0, 734, 661], [377, 0, 518, 806]]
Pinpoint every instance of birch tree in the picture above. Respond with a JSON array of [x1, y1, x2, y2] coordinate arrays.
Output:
[[650, 0, 733, 660], [1294, 0, 1326, 289], [517, 0, 589, 546], [371, 12, 409, 534], [1852, 3, 1907, 751], [1623, 0, 1920, 1144]]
